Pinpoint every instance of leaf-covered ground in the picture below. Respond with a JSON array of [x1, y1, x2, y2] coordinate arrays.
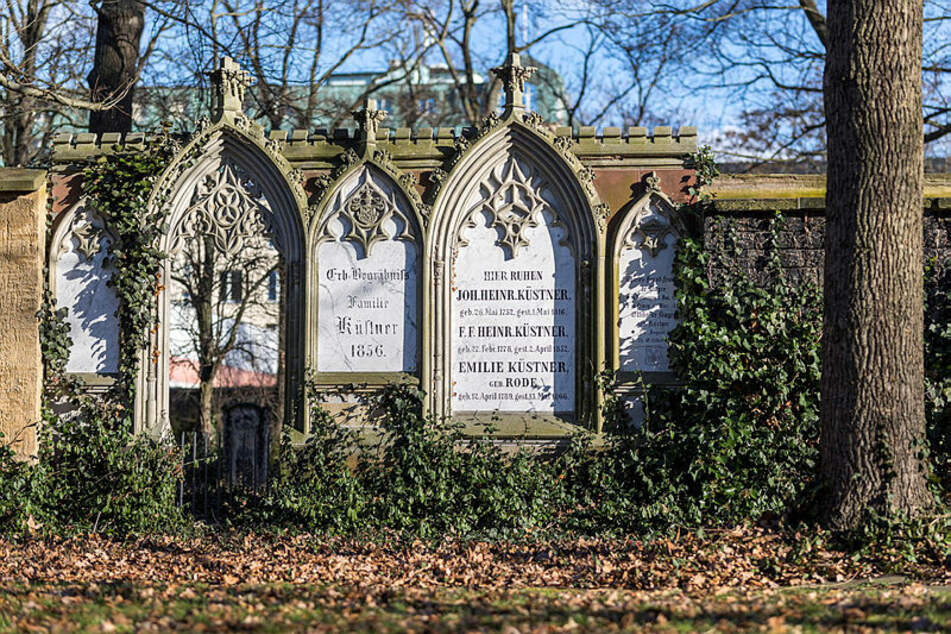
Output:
[[1, 526, 949, 632]]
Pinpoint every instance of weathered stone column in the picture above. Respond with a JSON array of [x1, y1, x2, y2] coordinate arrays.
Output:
[[0, 169, 46, 458]]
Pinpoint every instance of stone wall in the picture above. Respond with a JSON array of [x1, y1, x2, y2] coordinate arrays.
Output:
[[48, 122, 698, 438], [43, 133, 951, 441], [0, 169, 46, 458], [707, 174, 951, 285]]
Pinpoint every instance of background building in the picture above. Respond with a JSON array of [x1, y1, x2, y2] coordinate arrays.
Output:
[[133, 59, 568, 134]]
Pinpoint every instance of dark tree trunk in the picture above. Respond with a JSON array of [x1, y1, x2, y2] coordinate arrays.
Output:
[[87, 0, 145, 134], [821, 0, 933, 529]]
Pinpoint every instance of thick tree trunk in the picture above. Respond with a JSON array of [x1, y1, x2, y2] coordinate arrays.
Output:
[[87, 0, 145, 134], [821, 0, 933, 529]]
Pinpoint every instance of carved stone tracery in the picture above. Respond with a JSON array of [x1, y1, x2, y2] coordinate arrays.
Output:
[[621, 195, 678, 257], [319, 170, 415, 257], [61, 206, 111, 262], [171, 158, 275, 259], [462, 156, 556, 259]]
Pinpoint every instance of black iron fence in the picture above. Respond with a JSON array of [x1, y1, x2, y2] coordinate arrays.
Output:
[[175, 404, 272, 521], [177, 431, 224, 521]]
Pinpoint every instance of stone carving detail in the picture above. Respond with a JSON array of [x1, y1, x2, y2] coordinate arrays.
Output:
[[208, 57, 252, 121], [313, 173, 334, 192], [523, 111, 545, 129], [429, 168, 447, 187], [453, 135, 471, 155], [622, 195, 677, 257], [322, 174, 414, 257], [633, 217, 673, 256], [463, 156, 554, 259], [232, 112, 255, 134], [553, 135, 574, 152], [305, 203, 320, 224], [311, 145, 427, 231], [342, 184, 388, 252], [490, 52, 537, 111], [592, 203, 610, 234], [644, 171, 661, 194], [341, 148, 360, 167], [429, 131, 477, 202], [353, 99, 387, 141], [171, 158, 274, 258], [480, 112, 502, 133], [399, 172, 418, 189], [418, 203, 433, 226], [577, 166, 595, 184], [64, 206, 110, 261]]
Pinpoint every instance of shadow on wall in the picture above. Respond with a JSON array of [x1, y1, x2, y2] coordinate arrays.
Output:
[[59, 226, 119, 374]]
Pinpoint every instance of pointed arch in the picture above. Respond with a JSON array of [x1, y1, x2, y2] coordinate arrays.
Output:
[[138, 123, 307, 437], [429, 122, 598, 260], [49, 199, 120, 378], [154, 125, 306, 259], [428, 121, 604, 430], [609, 189, 682, 379], [307, 156, 429, 246], [309, 160, 426, 388]]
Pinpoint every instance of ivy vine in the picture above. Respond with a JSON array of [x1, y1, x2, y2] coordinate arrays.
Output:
[[22, 132, 188, 534], [79, 132, 179, 410]]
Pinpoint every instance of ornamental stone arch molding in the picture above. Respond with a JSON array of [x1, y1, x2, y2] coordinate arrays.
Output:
[[307, 151, 429, 406], [138, 120, 307, 438], [608, 180, 684, 387], [428, 118, 606, 433], [49, 199, 120, 383]]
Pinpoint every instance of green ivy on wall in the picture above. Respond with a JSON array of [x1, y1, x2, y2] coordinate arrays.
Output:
[[25, 132, 185, 534], [6, 140, 945, 541], [81, 132, 179, 407]]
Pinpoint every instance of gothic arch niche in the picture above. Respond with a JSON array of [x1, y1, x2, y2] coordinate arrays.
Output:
[[429, 124, 599, 432], [50, 200, 119, 379], [142, 127, 306, 438], [312, 163, 424, 380], [610, 190, 681, 379]]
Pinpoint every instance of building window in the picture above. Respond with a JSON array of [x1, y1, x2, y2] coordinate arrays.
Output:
[[418, 97, 436, 114], [221, 270, 243, 303], [267, 270, 279, 302]]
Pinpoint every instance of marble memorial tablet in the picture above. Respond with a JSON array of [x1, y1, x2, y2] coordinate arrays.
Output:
[[317, 170, 420, 373], [55, 205, 119, 374], [451, 206, 575, 414], [618, 199, 678, 372], [318, 239, 419, 373]]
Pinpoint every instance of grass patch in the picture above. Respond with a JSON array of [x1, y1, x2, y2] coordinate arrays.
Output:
[[2, 581, 950, 632]]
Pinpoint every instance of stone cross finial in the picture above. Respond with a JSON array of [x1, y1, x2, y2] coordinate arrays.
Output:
[[490, 52, 537, 113], [352, 98, 388, 145], [208, 57, 252, 123]]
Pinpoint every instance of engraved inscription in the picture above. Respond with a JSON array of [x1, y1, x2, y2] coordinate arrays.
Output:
[[451, 206, 575, 414], [317, 169, 419, 373], [618, 199, 678, 372]]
